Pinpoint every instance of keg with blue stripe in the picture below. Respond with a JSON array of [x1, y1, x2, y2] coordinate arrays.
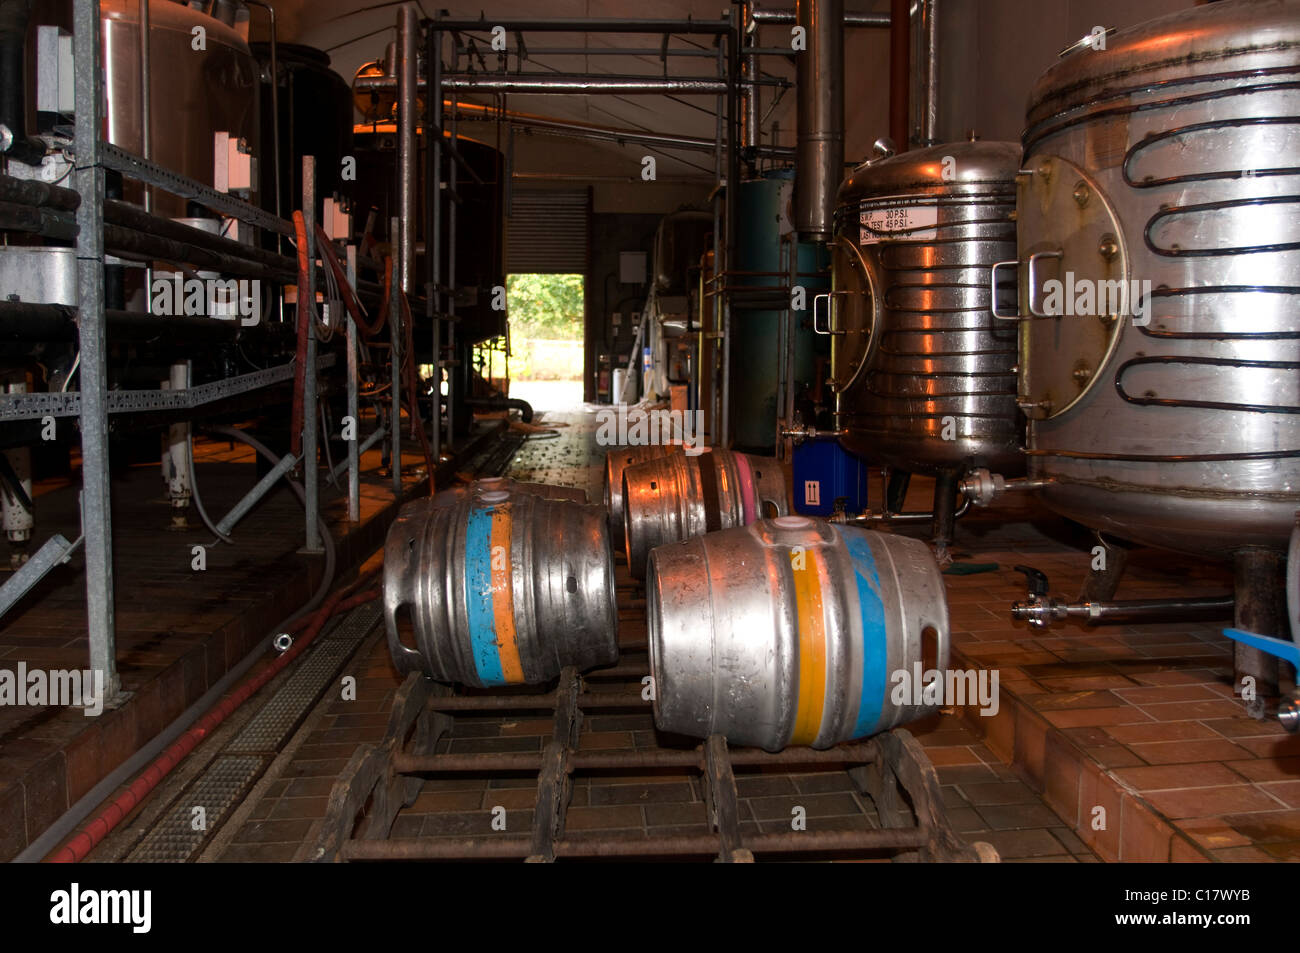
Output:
[[646, 516, 949, 751], [622, 447, 789, 579], [383, 487, 618, 686]]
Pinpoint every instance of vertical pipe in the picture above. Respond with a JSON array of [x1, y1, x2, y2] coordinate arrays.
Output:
[[1234, 549, 1285, 720], [447, 71, 458, 444], [164, 361, 191, 526], [740, 1, 758, 171], [246, 0, 281, 235], [889, 0, 910, 150], [346, 244, 360, 522], [301, 155, 322, 551], [721, 9, 740, 448], [930, 469, 958, 566], [398, 4, 418, 294], [139, 0, 153, 314], [74, 0, 119, 701], [794, 0, 844, 241], [390, 215, 402, 495], [920, 0, 939, 147], [429, 21, 443, 462], [2, 381, 33, 565]]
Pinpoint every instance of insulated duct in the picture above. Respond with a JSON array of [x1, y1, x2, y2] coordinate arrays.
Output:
[[794, 0, 843, 242]]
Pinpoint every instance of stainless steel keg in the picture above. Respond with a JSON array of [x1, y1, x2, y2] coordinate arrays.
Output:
[[383, 487, 618, 686], [647, 516, 950, 751], [622, 448, 789, 579]]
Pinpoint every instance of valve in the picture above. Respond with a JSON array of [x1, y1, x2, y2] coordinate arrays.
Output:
[[1010, 564, 1066, 630]]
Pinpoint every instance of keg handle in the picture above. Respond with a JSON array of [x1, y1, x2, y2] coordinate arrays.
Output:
[[1026, 249, 1064, 317], [989, 260, 1021, 320]]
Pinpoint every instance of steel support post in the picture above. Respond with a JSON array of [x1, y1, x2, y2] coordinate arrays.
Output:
[[73, 0, 119, 701], [346, 244, 360, 522]]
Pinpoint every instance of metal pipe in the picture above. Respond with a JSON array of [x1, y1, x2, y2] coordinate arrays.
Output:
[[441, 99, 794, 160], [302, 155, 322, 553], [752, 8, 890, 26], [1012, 595, 1236, 627], [795, 0, 844, 241], [390, 216, 402, 494], [447, 72, 458, 445], [245, 0, 281, 237], [345, 244, 360, 522], [399, 17, 732, 34], [73, 0, 119, 702], [889, 0, 909, 150], [429, 19, 443, 463], [1234, 549, 1285, 720], [397, 4, 417, 295], [355, 74, 752, 95], [740, 1, 759, 164], [920, 0, 939, 147]]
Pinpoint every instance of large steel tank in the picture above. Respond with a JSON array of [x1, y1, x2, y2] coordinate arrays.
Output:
[[830, 141, 1023, 478], [1016, 0, 1300, 558], [100, 0, 261, 217], [729, 171, 831, 453]]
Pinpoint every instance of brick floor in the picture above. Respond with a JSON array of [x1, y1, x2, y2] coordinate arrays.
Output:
[[0, 419, 431, 861]]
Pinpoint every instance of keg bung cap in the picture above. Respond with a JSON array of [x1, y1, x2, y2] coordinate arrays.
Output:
[[478, 477, 506, 490], [773, 516, 813, 530], [479, 490, 510, 505]]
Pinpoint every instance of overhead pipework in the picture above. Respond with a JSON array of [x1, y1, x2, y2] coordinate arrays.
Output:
[[794, 0, 844, 242]]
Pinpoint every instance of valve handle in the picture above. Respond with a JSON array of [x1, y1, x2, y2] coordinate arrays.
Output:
[[1012, 564, 1049, 598]]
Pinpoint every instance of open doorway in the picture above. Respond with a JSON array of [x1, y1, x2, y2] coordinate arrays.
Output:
[[500, 273, 586, 412]]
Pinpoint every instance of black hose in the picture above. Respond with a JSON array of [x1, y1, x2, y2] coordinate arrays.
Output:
[[464, 396, 534, 424]]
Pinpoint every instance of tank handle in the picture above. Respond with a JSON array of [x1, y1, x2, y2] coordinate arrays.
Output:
[[989, 259, 1022, 320]]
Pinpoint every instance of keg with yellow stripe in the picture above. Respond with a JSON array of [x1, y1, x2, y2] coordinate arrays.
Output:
[[603, 444, 682, 550], [623, 447, 789, 579], [646, 516, 948, 752], [383, 487, 618, 687]]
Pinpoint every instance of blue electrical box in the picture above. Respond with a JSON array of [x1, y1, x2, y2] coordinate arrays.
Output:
[[792, 441, 870, 516]]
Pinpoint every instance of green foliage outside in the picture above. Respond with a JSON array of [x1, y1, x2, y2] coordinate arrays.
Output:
[[506, 273, 584, 341]]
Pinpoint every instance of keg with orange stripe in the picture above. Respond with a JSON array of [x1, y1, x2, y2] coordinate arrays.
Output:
[[646, 516, 948, 751], [383, 487, 618, 687], [622, 447, 789, 579]]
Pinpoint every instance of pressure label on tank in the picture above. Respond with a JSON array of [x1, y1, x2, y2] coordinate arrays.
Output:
[[859, 202, 939, 244]]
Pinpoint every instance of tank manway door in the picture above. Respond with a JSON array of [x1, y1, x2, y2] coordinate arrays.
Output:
[[1014, 155, 1129, 420], [826, 236, 877, 395]]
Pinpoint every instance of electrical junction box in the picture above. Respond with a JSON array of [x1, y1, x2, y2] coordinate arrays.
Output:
[[792, 440, 869, 517], [619, 251, 646, 285]]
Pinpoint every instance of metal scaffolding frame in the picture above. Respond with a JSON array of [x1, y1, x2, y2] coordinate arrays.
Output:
[[0, 0, 397, 700]]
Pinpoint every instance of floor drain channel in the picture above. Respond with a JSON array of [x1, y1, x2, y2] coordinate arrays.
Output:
[[124, 602, 382, 862]]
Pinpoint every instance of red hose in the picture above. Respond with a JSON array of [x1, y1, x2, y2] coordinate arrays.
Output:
[[315, 223, 385, 338], [48, 572, 381, 863]]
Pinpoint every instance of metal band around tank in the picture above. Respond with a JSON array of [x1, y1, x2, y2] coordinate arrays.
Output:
[[733, 451, 757, 524], [464, 503, 524, 685], [694, 453, 723, 533]]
